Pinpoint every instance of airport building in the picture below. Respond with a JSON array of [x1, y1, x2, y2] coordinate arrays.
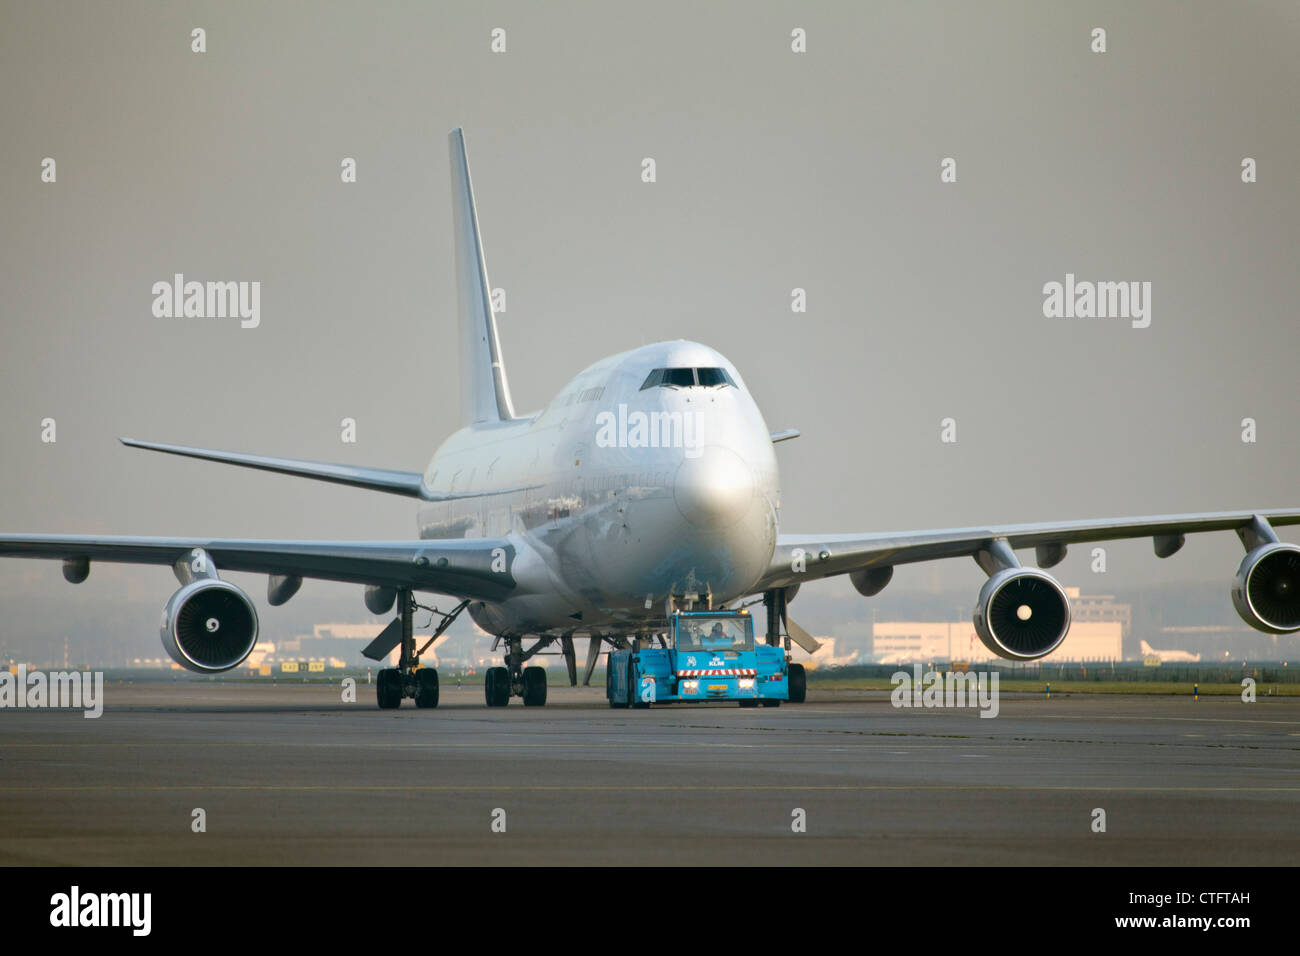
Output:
[[247, 622, 399, 672], [871, 588, 1127, 664], [265, 621, 490, 671]]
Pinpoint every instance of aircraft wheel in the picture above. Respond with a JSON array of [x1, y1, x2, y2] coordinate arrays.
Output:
[[522, 666, 547, 706], [376, 668, 402, 709], [761, 699, 781, 708], [485, 666, 511, 707], [414, 668, 439, 709], [738, 699, 759, 708], [787, 663, 807, 703]]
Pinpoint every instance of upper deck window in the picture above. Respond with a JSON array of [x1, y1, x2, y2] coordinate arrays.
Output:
[[640, 367, 736, 390]]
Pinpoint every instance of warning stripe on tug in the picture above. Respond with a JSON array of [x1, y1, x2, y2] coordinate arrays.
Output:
[[677, 669, 757, 677]]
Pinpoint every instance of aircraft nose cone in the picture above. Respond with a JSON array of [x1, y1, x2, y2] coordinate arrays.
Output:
[[673, 447, 754, 530]]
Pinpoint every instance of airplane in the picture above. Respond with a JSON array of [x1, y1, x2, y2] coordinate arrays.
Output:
[[1139, 639, 1202, 663], [2, 128, 1299, 709]]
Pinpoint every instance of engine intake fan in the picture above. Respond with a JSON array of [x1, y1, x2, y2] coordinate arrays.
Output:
[[1232, 543, 1300, 634], [160, 553, 259, 673], [973, 568, 1072, 661]]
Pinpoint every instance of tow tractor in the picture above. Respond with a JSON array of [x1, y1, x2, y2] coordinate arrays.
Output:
[[606, 608, 806, 708]]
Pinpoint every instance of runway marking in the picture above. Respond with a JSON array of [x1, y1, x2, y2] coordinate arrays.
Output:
[[0, 741, 999, 750], [1035, 714, 1300, 726], [3, 736, 1295, 753], [2, 784, 1299, 793]]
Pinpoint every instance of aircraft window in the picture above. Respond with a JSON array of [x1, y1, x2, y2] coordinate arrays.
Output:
[[640, 367, 694, 389], [639, 367, 736, 390], [695, 367, 735, 388]]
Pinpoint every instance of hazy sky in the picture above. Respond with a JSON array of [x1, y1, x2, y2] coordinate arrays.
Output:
[[1, 1, 1297, 627]]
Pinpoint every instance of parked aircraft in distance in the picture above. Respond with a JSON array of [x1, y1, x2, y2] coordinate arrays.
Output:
[[1140, 640, 1202, 663]]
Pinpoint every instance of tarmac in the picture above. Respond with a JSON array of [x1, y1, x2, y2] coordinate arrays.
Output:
[[2, 680, 1298, 865]]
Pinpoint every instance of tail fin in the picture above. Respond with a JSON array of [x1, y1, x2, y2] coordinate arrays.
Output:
[[1139, 640, 1154, 654], [449, 128, 515, 424]]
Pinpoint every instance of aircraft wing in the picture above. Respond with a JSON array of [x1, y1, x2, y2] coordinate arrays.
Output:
[[118, 438, 537, 502], [0, 534, 517, 601], [755, 508, 1300, 590]]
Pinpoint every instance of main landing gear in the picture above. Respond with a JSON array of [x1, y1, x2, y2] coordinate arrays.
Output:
[[485, 634, 574, 707], [370, 590, 468, 709], [764, 588, 807, 704]]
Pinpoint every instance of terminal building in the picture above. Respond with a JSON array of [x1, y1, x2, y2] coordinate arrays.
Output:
[[244, 622, 392, 672], [276, 622, 388, 664]]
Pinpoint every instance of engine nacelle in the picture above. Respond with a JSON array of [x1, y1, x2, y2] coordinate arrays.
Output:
[[973, 568, 1072, 661], [850, 565, 893, 597], [1232, 543, 1300, 634], [160, 579, 259, 672]]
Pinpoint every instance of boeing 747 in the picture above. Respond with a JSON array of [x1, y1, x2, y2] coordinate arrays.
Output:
[[3, 129, 1298, 708]]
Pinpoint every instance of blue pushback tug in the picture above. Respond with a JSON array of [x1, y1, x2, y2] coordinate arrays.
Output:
[[606, 609, 806, 708]]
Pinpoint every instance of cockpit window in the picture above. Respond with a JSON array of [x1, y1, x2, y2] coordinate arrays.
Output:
[[640, 367, 736, 390], [695, 367, 734, 388], [664, 368, 697, 388]]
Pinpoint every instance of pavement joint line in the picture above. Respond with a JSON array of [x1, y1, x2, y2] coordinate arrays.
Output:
[[3, 784, 1300, 792], [1034, 714, 1300, 726], [6, 738, 1298, 751]]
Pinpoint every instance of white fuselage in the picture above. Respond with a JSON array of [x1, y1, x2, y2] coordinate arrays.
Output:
[[416, 341, 780, 637]]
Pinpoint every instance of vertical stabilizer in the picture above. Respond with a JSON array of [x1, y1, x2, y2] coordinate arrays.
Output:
[[449, 128, 515, 424]]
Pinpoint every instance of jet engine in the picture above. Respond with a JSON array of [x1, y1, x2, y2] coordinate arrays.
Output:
[[1231, 543, 1300, 634], [973, 568, 1072, 661], [160, 579, 259, 672], [850, 565, 892, 597]]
